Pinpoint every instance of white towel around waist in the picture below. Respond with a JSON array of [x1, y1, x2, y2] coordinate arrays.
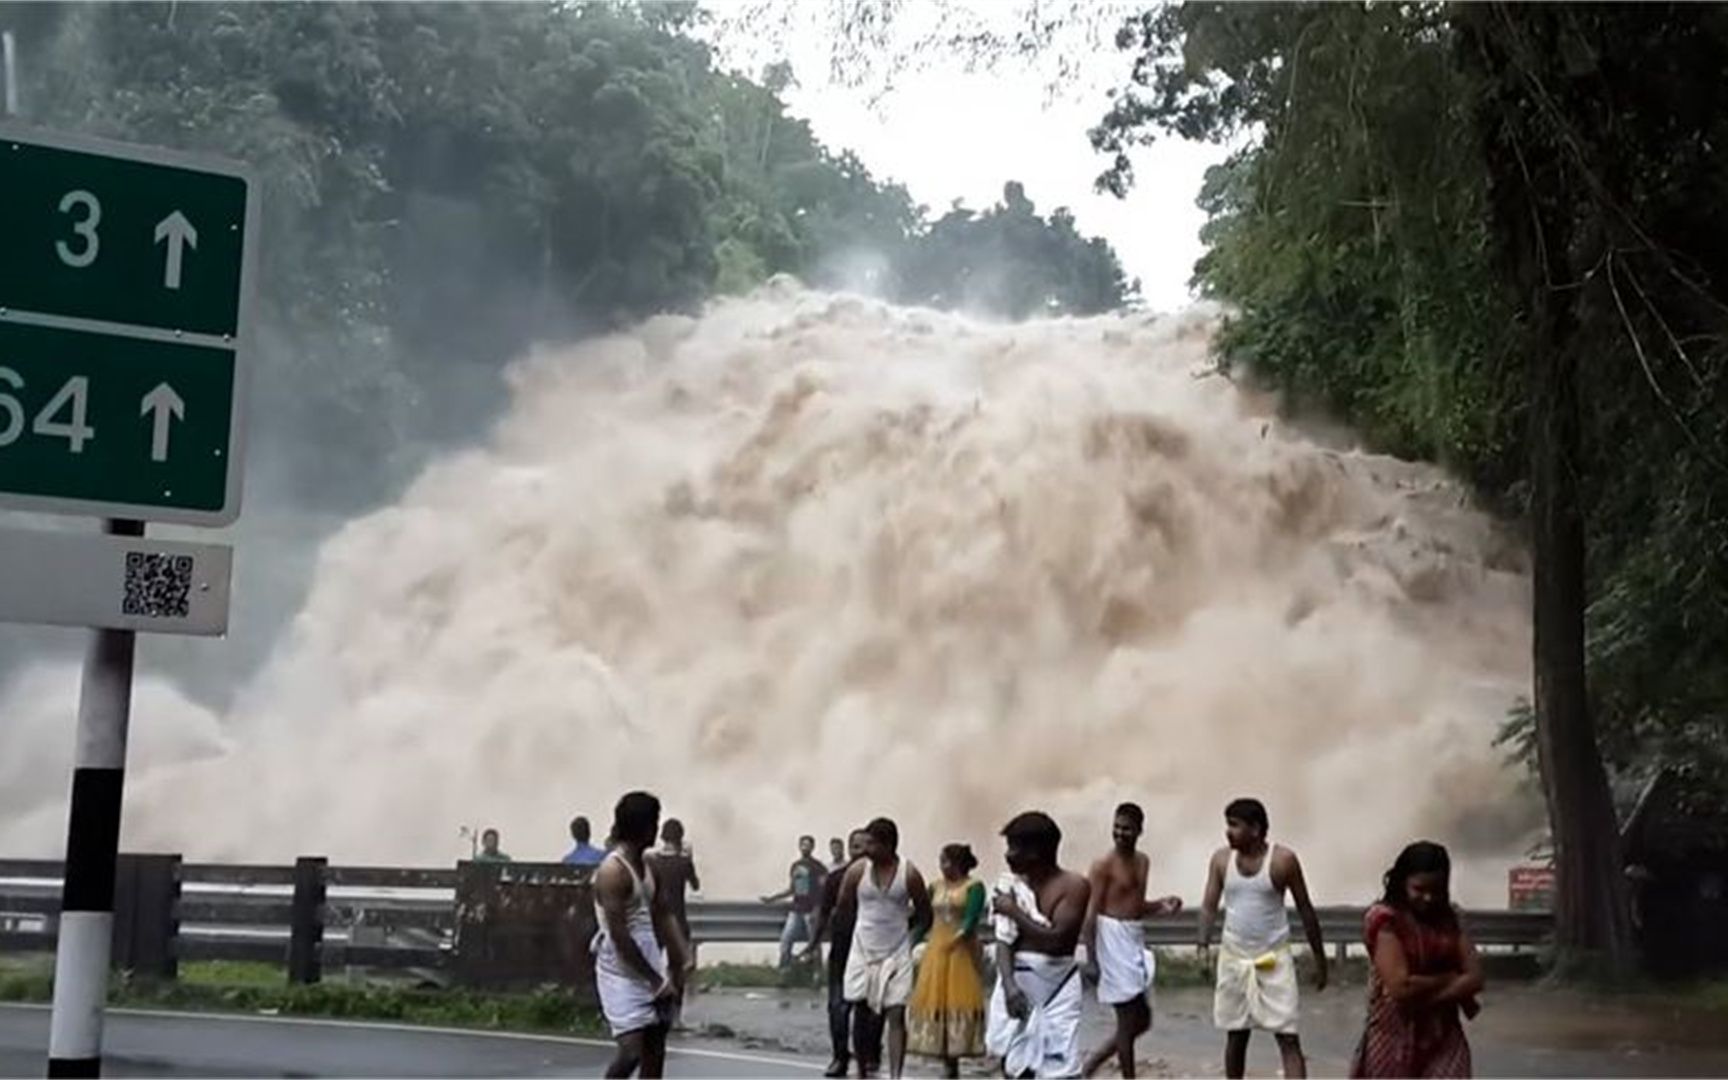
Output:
[[1094, 914, 1156, 1006], [988, 951, 1084, 1078]]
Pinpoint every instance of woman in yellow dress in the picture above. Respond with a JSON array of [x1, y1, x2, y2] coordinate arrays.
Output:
[[908, 843, 988, 1077]]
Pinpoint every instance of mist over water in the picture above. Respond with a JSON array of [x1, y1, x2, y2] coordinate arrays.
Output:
[[0, 285, 1538, 905]]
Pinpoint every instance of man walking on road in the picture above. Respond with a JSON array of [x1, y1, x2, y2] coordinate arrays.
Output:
[[987, 811, 1091, 1079], [1199, 797, 1327, 1080], [1079, 802, 1182, 1078], [839, 817, 932, 1079]]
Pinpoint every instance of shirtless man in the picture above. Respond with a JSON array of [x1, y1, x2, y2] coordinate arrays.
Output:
[[987, 811, 1092, 1079], [1198, 798, 1327, 1080], [647, 818, 700, 1029], [1080, 803, 1182, 1078]]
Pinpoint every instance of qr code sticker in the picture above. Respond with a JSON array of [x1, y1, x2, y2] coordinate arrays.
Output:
[[123, 552, 194, 619]]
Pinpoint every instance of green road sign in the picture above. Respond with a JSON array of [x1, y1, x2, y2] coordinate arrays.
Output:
[[0, 124, 253, 525], [0, 321, 232, 512]]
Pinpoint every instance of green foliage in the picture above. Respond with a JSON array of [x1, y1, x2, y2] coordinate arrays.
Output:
[[898, 182, 1138, 318], [0, 1, 1133, 510], [1098, 4, 1523, 490], [1097, 3, 1728, 801]]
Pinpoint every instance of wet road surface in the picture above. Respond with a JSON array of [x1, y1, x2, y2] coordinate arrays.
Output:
[[681, 981, 1728, 1078], [0, 1004, 820, 1078]]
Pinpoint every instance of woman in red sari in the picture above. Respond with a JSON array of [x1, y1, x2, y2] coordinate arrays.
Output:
[[1350, 841, 1484, 1078]]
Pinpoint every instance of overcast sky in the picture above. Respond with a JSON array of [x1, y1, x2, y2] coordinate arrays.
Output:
[[701, 1, 1232, 312]]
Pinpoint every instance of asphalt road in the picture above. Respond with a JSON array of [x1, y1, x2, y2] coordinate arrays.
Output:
[[0, 1005, 820, 1078]]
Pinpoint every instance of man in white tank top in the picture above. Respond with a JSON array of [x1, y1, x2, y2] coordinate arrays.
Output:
[[593, 790, 692, 1079], [838, 816, 933, 1079], [1197, 798, 1327, 1080]]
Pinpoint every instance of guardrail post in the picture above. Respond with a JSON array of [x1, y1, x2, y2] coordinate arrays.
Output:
[[111, 855, 138, 975], [111, 853, 180, 980], [288, 856, 326, 985]]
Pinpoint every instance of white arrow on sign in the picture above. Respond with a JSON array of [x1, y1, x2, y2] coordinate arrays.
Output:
[[153, 210, 198, 290], [140, 383, 184, 462]]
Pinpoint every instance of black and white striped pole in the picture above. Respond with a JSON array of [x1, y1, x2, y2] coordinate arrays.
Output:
[[47, 519, 143, 1078]]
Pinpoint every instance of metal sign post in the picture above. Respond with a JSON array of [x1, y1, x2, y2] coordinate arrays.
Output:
[[47, 519, 140, 1078]]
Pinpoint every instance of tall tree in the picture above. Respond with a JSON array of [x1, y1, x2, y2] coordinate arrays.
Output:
[[1093, 1, 1728, 965], [1462, 3, 1631, 967]]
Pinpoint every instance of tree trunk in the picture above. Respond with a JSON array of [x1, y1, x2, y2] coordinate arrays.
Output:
[[1463, 1, 1635, 969], [1528, 287, 1635, 969]]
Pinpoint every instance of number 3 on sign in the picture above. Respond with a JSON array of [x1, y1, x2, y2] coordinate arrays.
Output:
[[56, 189, 101, 268], [0, 368, 95, 452]]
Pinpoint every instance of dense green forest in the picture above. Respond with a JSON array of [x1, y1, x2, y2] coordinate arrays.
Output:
[[1095, 1, 1728, 964], [0, 1, 1133, 510]]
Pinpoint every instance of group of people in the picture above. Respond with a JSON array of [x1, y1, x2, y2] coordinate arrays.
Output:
[[473, 810, 704, 1039], [581, 792, 1485, 1079]]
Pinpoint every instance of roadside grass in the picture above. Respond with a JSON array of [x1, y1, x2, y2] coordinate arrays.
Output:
[[0, 953, 604, 1037]]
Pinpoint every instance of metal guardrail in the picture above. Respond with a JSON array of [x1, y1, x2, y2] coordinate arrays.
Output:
[[1, 857, 1554, 982]]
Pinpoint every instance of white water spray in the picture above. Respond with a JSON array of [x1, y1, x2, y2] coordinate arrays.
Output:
[[0, 284, 1538, 904]]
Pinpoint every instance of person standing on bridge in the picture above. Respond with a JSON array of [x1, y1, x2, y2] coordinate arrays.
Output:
[[841, 817, 933, 1079], [1350, 841, 1482, 1078], [593, 791, 690, 1079], [565, 815, 607, 868], [1198, 798, 1327, 1080], [474, 828, 512, 864], [762, 834, 829, 973], [808, 828, 883, 1078], [1079, 802, 1182, 1078]]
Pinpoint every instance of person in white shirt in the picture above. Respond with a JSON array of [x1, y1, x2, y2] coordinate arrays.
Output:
[[592, 791, 691, 1079], [1197, 798, 1328, 1080], [838, 817, 933, 1079]]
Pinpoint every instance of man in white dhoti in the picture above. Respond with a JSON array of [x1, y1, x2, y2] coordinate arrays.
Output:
[[839, 817, 933, 1079], [1198, 798, 1328, 1080], [1079, 803, 1183, 1078], [987, 811, 1091, 1079], [593, 791, 691, 1079]]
